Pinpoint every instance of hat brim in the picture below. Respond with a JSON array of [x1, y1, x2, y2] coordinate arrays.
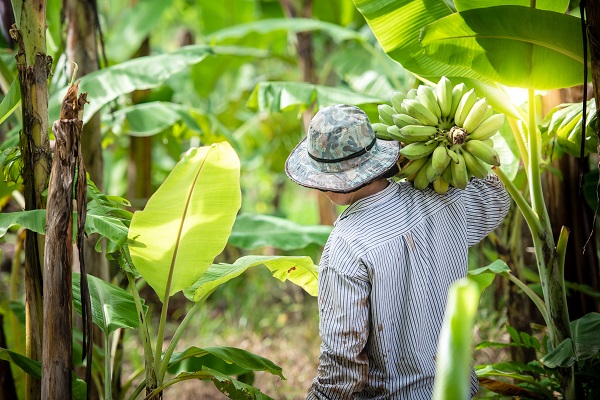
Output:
[[285, 138, 400, 193]]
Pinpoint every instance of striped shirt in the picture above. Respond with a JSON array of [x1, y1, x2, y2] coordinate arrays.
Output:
[[307, 176, 511, 400]]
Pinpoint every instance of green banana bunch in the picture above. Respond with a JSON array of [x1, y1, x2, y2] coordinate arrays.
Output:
[[372, 123, 392, 140], [450, 153, 469, 190], [375, 76, 506, 192], [397, 157, 428, 178], [464, 139, 501, 166], [399, 140, 438, 160], [468, 114, 505, 140]]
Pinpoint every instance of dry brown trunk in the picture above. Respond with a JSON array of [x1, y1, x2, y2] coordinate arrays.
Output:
[[42, 82, 87, 399], [9, 10, 51, 397]]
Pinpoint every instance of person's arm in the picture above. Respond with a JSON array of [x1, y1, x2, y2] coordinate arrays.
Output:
[[462, 175, 511, 246], [307, 239, 371, 399]]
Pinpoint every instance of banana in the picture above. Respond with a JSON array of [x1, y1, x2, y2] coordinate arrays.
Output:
[[482, 105, 493, 122], [483, 139, 494, 147], [441, 163, 453, 184], [433, 175, 450, 194], [372, 123, 392, 140], [426, 160, 439, 182], [431, 144, 451, 175], [378, 104, 395, 125], [407, 88, 417, 100], [464, 139, 501, 166], [461, 149, 488, 179], [437, 76, 453, 118], [417, 85, 442, 121], [462, 97, 488, 133], [399, 140, 438, 160], [397, 157, 428, 178], [468, 114, 505, 140], [398, 125, 437, 141], [449, 83, 467, 122], [413, 158, 433, 190], [446, 147, 459, 163], [393, 113, 423, 128], [454, 89, 477, 128], [451, 153, 469, 190], [391, 92, 406, 113], [387, 125, 424, 144], [404, 99, 439, 126]]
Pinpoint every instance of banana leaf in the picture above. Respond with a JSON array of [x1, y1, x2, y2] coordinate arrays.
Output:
[[167, 346, 283, 379], [542, 99, 598, 157], [353, 0, 587, 89], [419, 6, 587, 89], [0, 78, 20, 125], [0, 209, 128, 249], [48, 45, 270, 124], [128, 142, 241, 299], [166, 368, 274, 400], [228, 213, 332, 250], [72, 273, 144, 335], [184, 255, 318, 302], [104, 0, 174, 62], [352, 0, 484, 82], [454, 0, 569, 13], [0, 347, 87, 400], [541, 312, 600, 368], [247, 81, 385, 117], [432, 279, 481, 400]]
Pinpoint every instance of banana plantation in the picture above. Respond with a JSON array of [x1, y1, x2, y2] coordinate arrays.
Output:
[[1, 0, 599, 399]]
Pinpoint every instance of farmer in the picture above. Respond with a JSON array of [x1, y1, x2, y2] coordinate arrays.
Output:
[[284, 104, 510, 399]]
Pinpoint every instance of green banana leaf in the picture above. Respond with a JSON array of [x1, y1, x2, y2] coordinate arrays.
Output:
[[128, 142, 241, 299], [167, 346, 284, 379], [541, 312, 600, 368], [104, 0, 174, 62], [454, 0, 569, 13], [48, 45, 270, 124], [475, 363, 557, 398], [228, 213, 332, 250], [184, 255, 318, 302], [0, 209, 128, 249], [247, 81, 385, 117], [168, 367, 274, 400], [0, 347, 87, 400], [432, 279, 481, 400], [0, 78, 20, 125], [352, 0, 485, 82], [419, 6, 587, 89], [210, 18, 364, 45], [72, 273, 145, 335], [106, 101, 203, 137]]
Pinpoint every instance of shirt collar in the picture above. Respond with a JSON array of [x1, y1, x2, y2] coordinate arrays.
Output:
[[335, 180, 398, 225]]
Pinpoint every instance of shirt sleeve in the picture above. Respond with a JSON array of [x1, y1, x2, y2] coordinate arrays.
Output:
[[462, 175, 511, 246], [307, 239, 371, 400]]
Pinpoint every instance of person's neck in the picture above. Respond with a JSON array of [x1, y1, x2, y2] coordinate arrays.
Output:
[[348, 179, 390, 205]]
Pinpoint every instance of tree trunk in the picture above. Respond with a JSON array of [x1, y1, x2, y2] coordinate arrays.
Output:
[[9, 1, 51, 397], [280, 0, 337, 226], [128, 37, 153, 205], [63, 2, 108, 397], [42, 82, 88, 400]]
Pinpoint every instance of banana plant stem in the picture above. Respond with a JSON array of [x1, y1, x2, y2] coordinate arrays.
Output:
[[507, 117, 529, 171], [126, 271, 157, 397], [105, 332, 112, 400], [144, 372, 212, 400], [493, 167, 543, 236], [158, 299, 204, 383], [504, 272, 550, 329]]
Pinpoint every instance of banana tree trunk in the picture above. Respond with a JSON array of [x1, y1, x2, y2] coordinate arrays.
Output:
[[9, 1, 51, 398]]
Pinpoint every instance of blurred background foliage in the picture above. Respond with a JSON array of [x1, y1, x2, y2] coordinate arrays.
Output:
[[1, 0, 599, 399]]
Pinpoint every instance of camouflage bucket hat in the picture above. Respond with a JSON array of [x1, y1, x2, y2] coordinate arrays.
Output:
[[285, 104, 400, 193]]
